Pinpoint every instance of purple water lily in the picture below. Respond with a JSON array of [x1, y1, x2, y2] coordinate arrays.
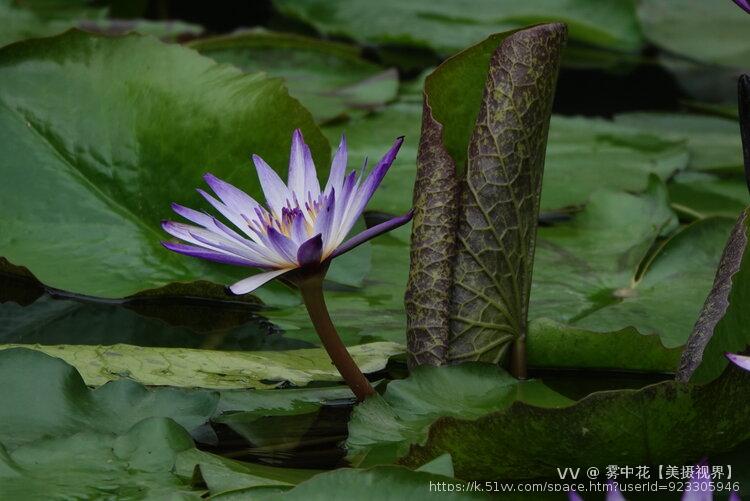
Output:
[[162, 129, 412, 295], [161, 129, 412, 401], [733, 0, 750, 14], [726, 352, 750, 371]]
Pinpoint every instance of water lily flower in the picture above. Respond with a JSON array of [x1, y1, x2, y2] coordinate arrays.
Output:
[[161, 129, 412, 401], [162, 129, 412, 295], [733, 0, 750, 14], [726, 352, 750, 371]]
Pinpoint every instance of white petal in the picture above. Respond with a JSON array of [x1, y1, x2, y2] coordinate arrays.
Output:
[[229, 269, 288, 295], [324, 135, 347, 196], [253, 154, 292, 218], [288, 129, 306, 195], [302, 142, 320, 199]]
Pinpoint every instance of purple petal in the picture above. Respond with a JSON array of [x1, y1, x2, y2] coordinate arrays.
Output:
[[186, 230, 273, 268], [324, 135, 347, 196], [606, 481, 625, 501], [729, 492, 741, 501], [161, 241, 258, 267], [289, 209, 309, 245], [734, 0, 750, 14], [253, 154, 292, 217], [297, 233, 323, 267], [354, 136, 403, 207], [726, 352, 750, 371], [339, 137, 403, 239], [203, 173, 260, 215], [229, 269, 288, 295], [568, 492, 583, 501], [331, 209, 413, 259], [314, 190, 336, 252], [265, 226, 298, 263], [683, 459, 712, 501]]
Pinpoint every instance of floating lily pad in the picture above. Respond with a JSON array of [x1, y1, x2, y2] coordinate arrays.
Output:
[[638, 0, 749, 69], [346, 363, 572, 467], [667, 172, 748, 220], [0, 418, 203, 500], [272, 0, 643, 56], [190, 30, 398, 123], [0, 341, 404, 389], [614, 112, 743, 173], [0, 348, 329, 498], [0, 347, 217, 450], [275, 465, 488, 501], [347, 362, 750, 480], [542, 116, 689, 210], [0, 0, 202, 47], [530, 179, 734, 351], [0, 30, 329, 302]]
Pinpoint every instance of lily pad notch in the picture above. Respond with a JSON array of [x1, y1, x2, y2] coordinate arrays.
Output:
[[405, 23, 568, 377]]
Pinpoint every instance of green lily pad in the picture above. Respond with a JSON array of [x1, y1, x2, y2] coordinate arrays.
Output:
[[530, 179, 734, 351], [346, 363, 572, 467], [667, 172, 748, 220], [614, 112, 743, 172], [0, 347, 218, 450], [527, 319, 681, 372], [273, 465, 488, 501], [175, 448, 319, 498], [541, 115, 689, 211], [638, 0, 749, 69], [0, 341, 404, 389], [0, 418, 203, 500], [347, 362, 750, 480], [637, 0, 749, 104], [0, 30, 329, 302], [272, 0, 643, 56], [0, 0, 202, 47], [190, 30, 398, 123]]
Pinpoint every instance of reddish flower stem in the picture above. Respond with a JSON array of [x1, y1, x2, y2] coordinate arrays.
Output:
[[297, 274, 376, 402]]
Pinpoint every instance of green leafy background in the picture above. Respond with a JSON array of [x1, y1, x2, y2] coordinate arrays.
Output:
[[1, 1, 749, 499]]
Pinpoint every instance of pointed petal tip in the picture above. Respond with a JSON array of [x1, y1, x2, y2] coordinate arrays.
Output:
[[330, 210, 413, 260]]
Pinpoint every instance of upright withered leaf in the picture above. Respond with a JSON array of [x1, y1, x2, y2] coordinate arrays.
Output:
[[405, 31, 518, 367], [447, 24, 566, 364], [406, 24, 566, 367]]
